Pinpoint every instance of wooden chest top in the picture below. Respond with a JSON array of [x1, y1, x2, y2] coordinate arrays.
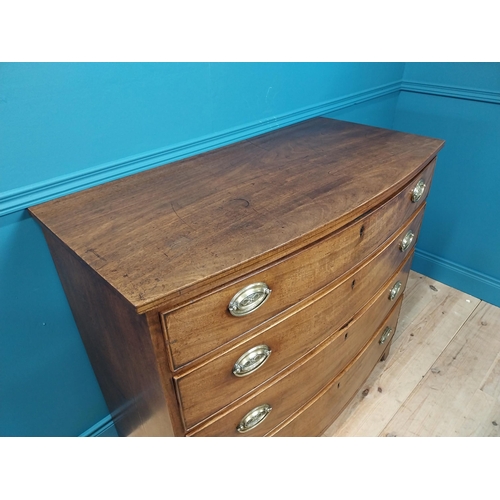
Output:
[[29, 118, 444, 313]]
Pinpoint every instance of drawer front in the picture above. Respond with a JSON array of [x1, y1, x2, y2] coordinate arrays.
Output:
[[270, 305, 400, 437], [163, 159, 435, 369], [189, 297, 403, 437], [176, 249, 414, 430]]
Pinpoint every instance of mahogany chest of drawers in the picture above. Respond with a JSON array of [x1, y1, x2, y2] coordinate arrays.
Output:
[[29, 118, 444, 436]]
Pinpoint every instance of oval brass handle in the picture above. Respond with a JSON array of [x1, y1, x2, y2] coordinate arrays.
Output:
[[400, 230, 414, 252], [236, 404, 272, 433], [379, 327, 393, 345], [389, 281, 402, 301], [233, 345, 272, 377], [228, 282, 272, 317], [411, 179, 426, 203]]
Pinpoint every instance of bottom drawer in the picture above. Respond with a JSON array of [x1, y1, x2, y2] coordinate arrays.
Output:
[[189, 296, 403, 437], [269, 303, 401, 437]]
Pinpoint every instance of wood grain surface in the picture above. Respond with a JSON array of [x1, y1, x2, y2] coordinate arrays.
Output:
[[323, 272, 482, 437], [190, 298, 404, 437], [175, 248, 415, 430], [28, 117, 444, 436], [174, 254, 413, 428], [164, 202, 425, 370], [40, 228, 176, 437], [268, 301, 404, 437], [29, 118, 443, 313], [382, 301, 500, 437], [163, 159, 434, 368]]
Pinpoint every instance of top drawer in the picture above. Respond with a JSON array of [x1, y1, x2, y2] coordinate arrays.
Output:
[[162, 158, 436, 369]]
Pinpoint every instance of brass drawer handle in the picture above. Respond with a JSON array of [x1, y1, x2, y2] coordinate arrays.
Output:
[[233, 345, 272, 377], [389, 281, 402, 301], [379, 327, 393, 345], [237, 404, 272, 433], [400, 230, 414, 252], [411, 179, 426, 203], [228, 282, 272, 317]]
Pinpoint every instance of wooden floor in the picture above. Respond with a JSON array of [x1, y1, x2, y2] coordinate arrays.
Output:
[[323, 270, 500, 437]]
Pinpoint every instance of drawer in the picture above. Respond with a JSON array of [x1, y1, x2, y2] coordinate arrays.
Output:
[[269, 308, 400, 438], [176, 247, 414, 430], [162, 159, 435, 369], [189, 296, 403, 436]]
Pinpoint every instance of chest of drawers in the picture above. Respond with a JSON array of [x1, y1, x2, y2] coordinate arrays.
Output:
[[29, 118, 444, 437]]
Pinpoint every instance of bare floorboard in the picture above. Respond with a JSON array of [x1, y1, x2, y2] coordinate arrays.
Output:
[[323, 270, 500, 437]]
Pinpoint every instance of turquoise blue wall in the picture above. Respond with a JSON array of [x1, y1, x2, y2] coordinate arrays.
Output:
[[0, 63, 404, 436], [2, 62, 498, 436], [394, 63, 500, 306]]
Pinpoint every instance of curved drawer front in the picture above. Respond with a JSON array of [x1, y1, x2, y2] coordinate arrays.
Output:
[[176, 249, 414, 430], [270, 307, 401, 437], [189, 297, 403, 437], [162, 159, 435, 369]]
